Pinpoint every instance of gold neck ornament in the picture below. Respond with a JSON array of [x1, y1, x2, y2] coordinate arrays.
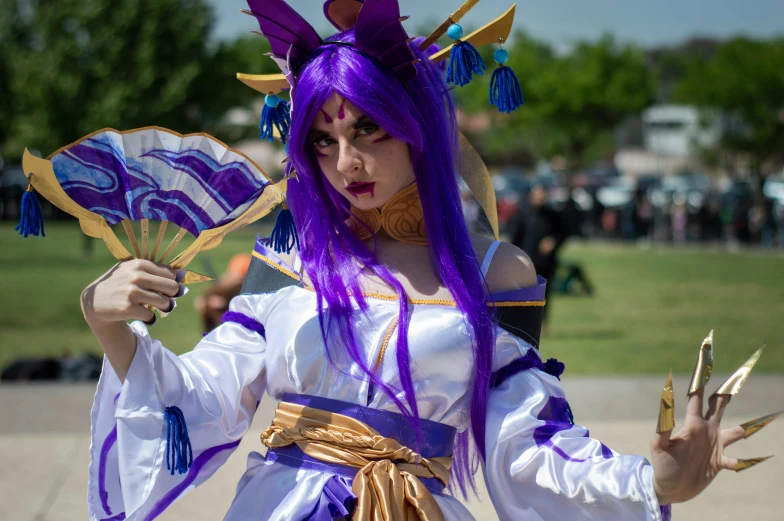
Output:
[[346, 182, 427, 245]]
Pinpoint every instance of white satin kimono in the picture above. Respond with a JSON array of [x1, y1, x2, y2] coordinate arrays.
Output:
[[86, 249, 666, 521]]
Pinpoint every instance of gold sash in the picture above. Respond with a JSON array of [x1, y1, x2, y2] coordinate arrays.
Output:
[[261, 401, 452, 521]]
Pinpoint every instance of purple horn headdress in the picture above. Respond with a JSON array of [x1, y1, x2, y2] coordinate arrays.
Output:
[[244, 0, 418, 88]]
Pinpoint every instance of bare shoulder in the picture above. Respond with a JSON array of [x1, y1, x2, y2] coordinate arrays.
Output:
[[471, 234, 538, 293]]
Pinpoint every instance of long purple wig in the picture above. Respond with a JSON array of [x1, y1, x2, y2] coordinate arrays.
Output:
[[285, 29, 496, 496]]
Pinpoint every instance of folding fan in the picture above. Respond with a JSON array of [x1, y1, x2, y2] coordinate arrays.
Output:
[[19, 127, 287, 317]]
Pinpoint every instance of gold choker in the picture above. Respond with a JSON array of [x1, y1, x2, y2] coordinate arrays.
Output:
[[346, 182, 426, 245]]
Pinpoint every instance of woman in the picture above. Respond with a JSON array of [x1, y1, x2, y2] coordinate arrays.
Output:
[[80, 2, 764, 520]]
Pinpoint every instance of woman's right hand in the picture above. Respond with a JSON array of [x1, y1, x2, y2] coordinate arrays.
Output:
[[80, 259, 181, 326]]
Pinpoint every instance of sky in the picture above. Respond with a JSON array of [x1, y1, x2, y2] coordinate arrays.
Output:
[[209, 0, 784, 49]]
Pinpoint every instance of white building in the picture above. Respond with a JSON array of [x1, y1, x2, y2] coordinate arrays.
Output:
[[641, 104, 722, 157]]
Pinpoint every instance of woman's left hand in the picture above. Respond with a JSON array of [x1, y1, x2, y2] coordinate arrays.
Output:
[[649, 338, 775, 505]]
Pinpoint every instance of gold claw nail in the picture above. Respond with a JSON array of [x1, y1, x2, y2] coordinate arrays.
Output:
[[657, 370, 675, 433], [735, 455, 774, 472], [714, 345, 765, 396], [688, 330, 714, 395], [740, 411, 783, 439]]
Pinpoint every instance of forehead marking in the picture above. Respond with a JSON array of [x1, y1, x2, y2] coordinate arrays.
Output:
[[337, 99, 346, 120], [319, 108, 334, 124]]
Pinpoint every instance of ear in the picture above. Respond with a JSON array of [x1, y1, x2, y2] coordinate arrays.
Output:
[[324, 0, 364, 31]]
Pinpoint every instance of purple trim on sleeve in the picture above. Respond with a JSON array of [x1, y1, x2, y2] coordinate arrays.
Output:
[[490, 349, 565, 388], [661, 505, 672, 521], [100, 513, 126, 521], [143, 439, 241, 521], [99, 426, 118, 515], [221, 311, 266, 338], [600, 443, 614, 458], [488, 275, 547, 302]]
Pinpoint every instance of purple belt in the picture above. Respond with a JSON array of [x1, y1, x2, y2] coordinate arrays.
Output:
[[265, 393, 457, 495]]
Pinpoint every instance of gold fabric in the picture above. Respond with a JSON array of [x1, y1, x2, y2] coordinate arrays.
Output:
[[261, 401, 451, 521], [347, 182, 427, 246]]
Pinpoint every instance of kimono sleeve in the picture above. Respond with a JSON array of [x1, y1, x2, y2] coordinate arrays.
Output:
[[87, 293, 271, 521], [484, 332, 669, 521]]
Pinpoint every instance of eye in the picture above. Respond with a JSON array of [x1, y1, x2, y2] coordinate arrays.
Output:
[[313, 136, 335, 148], [357, 124, 380, 136]]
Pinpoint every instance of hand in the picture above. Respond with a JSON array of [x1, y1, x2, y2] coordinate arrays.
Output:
[[539, 237, 556, 256], [650, 333, 774, 505], [81, 259, 181, 326]]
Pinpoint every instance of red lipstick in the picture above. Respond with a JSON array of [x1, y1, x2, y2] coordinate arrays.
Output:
[[345, 182, 376, 198]]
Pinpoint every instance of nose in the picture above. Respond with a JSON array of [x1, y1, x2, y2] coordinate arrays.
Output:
[[336, 140, 363, 177]]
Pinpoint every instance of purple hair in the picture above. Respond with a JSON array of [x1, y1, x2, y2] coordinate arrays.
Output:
[[285, 30, 495, 496]]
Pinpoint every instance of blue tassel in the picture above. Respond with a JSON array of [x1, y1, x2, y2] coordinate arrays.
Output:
[[15, 183, 45, 238], [489, 65, 524, 113], [446, 41, 486, 87], [260, 94, 291, 143], [270, 204, 299, 254], [164, 406, 192, 475]]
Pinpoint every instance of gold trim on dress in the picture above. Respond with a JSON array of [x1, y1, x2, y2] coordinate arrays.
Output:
[[251, 250, 302, 281]]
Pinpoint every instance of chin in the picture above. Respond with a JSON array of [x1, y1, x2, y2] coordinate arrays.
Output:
[[346, 192, 391, 210]]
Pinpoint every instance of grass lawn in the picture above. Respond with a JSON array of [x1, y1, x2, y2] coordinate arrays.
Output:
[[1, 222, 782, 374]]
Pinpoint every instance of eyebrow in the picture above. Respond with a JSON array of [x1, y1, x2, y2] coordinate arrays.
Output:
[[307, 115, 378, 141], [350, 115, 377, 128]]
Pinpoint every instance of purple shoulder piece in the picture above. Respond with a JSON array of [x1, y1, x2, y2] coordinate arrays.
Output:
[[354, 0, 418, 81]]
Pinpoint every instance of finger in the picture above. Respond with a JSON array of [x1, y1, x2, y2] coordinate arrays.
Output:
[[136, 274, 181, 297], [134, 259, 176, 280], [686, 387, 704, 418], [713, 345, 764, 396], [131, 304, 156, 325], [720, 425, 747, 448], [722, 455, 774, 472], [131, 288, 171, 311], [705, 393, 731, 424], [655, 371, 675, 446]]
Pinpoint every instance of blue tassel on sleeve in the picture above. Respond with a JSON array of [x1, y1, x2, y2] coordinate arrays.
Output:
[[260, 94, 291, 144], [445, 24, 486, 87], [270, 203, 299, 254], [164, 406, 193, 475], [489, 48, 524, 113], [15, 179, 45, 238]]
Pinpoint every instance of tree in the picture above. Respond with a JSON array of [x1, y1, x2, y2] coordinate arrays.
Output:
[[453, 33, 655, 168], [1, 0, 215, 160], [674, 37, 784, 174]]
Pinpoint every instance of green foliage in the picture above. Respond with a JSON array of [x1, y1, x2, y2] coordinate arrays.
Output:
[[674, 37, 784, 169], [454, 33, 655, 168], [1, 0, 216, 159]]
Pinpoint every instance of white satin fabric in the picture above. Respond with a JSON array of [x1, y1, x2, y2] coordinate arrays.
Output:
[[87, 286, 665, 521]]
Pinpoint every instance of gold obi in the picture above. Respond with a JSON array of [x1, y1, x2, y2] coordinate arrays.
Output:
[[261, 401, 453, 521]]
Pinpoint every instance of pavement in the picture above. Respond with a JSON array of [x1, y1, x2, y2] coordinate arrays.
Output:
[[1, 374, 783, 521]]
